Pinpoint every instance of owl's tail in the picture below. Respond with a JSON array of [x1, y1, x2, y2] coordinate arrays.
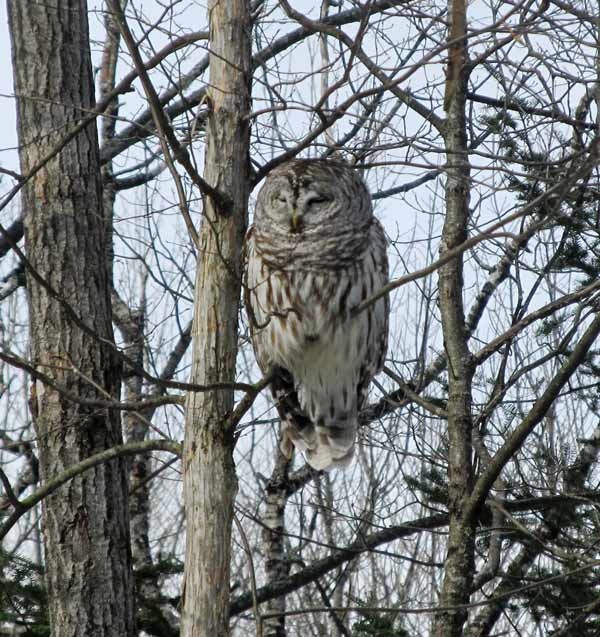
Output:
[[280, 420, 356, 471]]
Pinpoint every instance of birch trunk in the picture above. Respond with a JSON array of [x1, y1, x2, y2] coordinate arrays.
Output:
[[262, 449, 292, 636], [7, 2, 135, 635], [180, 0, 252, 634]]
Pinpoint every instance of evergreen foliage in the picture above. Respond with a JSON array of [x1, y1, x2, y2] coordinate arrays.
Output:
[[0, 550, 49, 636]]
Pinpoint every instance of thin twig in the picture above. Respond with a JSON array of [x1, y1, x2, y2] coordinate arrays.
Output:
[[233, 512, 262, 637]]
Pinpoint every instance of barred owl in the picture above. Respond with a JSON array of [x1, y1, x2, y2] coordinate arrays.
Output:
[[245, 159, 389, 471]]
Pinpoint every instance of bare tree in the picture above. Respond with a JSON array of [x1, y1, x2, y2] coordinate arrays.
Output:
[[175, 0, 252, 632]]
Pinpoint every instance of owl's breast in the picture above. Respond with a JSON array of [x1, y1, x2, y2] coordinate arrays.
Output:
[[246, 227, 387, 376], [270, 269, 333, 360]]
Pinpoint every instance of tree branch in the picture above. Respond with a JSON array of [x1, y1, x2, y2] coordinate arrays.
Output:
[[0, 439, 181, 541], [467, 311, 600, 519]]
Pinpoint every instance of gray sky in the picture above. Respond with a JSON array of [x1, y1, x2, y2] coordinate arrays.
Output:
[[0, 1, 18, 179]]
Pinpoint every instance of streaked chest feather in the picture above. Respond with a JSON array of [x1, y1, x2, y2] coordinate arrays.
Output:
[[248, 252, 383, 370]]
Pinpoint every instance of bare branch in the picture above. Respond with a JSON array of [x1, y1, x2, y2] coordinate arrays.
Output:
[[0, 439, 181, 542]]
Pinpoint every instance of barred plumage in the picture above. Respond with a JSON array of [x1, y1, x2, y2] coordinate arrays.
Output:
[[245, 159, 389, 470]]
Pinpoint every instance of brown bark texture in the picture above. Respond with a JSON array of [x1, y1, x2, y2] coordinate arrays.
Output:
[[180, 0, 252, 635], [7, 2, 135, 635]]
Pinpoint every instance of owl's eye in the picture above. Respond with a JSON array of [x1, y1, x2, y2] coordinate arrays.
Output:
[[274, 194, 287, 204], [306, 195, 331, 207]]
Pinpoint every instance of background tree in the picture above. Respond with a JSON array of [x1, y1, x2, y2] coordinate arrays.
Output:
[[5, 2, 135, 635], [0, 0, 600, 636]]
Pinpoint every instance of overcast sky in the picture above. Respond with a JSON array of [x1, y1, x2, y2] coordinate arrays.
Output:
[[0, 2, 18, 179]]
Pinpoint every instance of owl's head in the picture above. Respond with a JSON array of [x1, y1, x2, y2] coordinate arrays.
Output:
[[254, 159, 373, 237]]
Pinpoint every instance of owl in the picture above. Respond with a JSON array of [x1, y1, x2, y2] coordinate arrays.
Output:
[[245, 159, 389, 471]]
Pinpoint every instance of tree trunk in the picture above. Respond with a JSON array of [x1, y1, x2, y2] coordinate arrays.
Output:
[[262, 448, 292, 637], [180, 0, 252, 634], [7, 2, 135, 636], [433, 0, 475, 633]]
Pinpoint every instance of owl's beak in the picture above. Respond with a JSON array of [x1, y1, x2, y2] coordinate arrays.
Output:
[[290, 209, 302, 232]]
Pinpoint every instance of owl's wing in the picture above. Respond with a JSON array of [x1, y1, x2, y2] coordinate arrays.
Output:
[[269, 365, 316, 459], [357, 218, 390, 409], [242, 226, 258, 343], [243, 225, 272, 373]]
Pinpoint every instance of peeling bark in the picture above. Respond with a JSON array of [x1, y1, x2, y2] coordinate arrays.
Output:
[[180, 0, 252, 635]]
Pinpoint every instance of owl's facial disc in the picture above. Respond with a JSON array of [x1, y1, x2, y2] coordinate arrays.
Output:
[[269, 180, 334, 234], [271, 191, 300, 232], [290, 190, 333, 232]]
